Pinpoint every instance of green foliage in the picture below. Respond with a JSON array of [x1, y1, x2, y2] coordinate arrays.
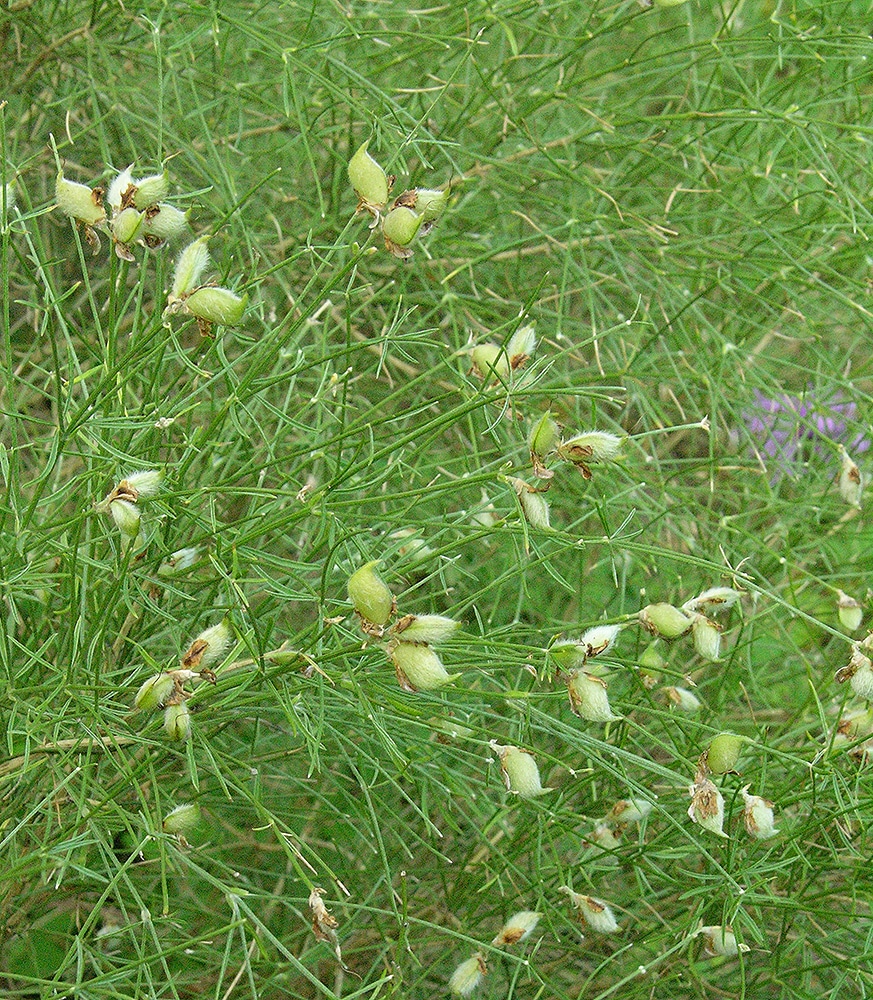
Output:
[[2, 1, 873, 998]]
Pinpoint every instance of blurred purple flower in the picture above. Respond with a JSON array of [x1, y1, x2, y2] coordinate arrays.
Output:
[[743, 389, 869, 478]]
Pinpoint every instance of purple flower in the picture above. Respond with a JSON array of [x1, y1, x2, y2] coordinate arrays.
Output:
[[743, 389, 869, 479]]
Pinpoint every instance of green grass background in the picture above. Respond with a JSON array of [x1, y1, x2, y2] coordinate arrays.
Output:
[[2, 1, 873, 997]]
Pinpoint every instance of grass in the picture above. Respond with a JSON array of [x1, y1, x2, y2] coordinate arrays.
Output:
[[2, 0, 873, 997]]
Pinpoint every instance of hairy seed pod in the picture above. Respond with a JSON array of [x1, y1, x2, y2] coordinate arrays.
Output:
[[391, 642, 454, 691], [134, 673, 176, 711], [492, 910, 541, 946], [347, 560, 394, 626], [348, 141, 390, 214], [639, 603, 694, 639], [55, 172, 106, 226], [171, 237, 211, 300]]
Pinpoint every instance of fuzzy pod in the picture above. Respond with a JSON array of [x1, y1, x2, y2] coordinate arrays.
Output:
[[663, 685, 702, 712], [162, 802, 201, 835], [347, 560, 394, 626], [549, 639, 588, 671], [557, 431, 623, 466], [109, 498, 141, 539], [157, 547, 201, 578], [132, 171, 170, 209], [348, 141, 390, 212], [106, 165, 135, 211], [142, 203, 189, 243], [509, 477, 550, 530], [837, 591, 863, 632], [182, 621, 233, 671], [691, 614, 722, 661], [55, 171, 106, 226], [850, 659, 873, 700], [2, 180, 16, 214], [163, 702, 191, 740], [699, 925, 749, 957], [493, 742, 549, 798], [566, 670, 621, 723], [705, 732, 744, 774], [184, 286, 248, 326], [491, 910, 541, 947], [470, 343, 508, 380], [580, 623, 621, 659], [639, 603, 694, 639], [740, 786, 778, 839], [403, 187, 448, 223], [122, 469, 163, 499], [448, 952, 487, 997], [682, 587, 741, 615], [391, 642, 454, 691], [134, 672, 176, 710], [111, 206, 143, 246], [838, 445, 863, 507], [171, 237, 211, 300], [688, 776, 728, 838], [560, 888, 619, 934], [391, 614, 460, 645], [506, 324, 536, 365], [606, 798, 653, 824], [382, 205, 424, 256]]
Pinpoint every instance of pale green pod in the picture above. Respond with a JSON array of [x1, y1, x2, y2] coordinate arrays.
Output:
[[111, 207, 144, 245], [163, 702, 191, 740], [132, 171, 170, 209], [391, 642, 454, 691], [740, 786, 778, 839], [639, 603, 694, 638], [529, 412, 560, 458], [157, 547, 201, 578], [493, 742, 549, 798], [171, 237, 211, 300], [183, 621, 233, 670], [106, 165, 134, 211], [566, 670, 621, 722], [134, 672, 176, 710], [347, 560, 394, 626], [557, 431, 623, 465], [471, 343, 508, 380], [55, 172, 106, 226], [109, 498, 141, 539], [682, 586, 741, 615], [142, 203, 189, 243], [699, 925, 749, 957], [705, 732, 744, 774], [123, 469, 163, 498], [560, 888, 619, 934], [410, 187, 448, 222], [691, 613, 722, 661], [550, 640, 588, 670], [838, 445, 863, 507], [664, 685, 701, 711], [491, 910, 541, 946], [348, 141, 389, 211], [448, 952, 486, 997], [162, 802, 201, 834], [606, 798, 653, 824], [837, 591, 863, 632], [391, 614, 460, 645], [382, 205, 423, 248], [184, 287, 248, 326], [506, 324, 536, 364], [2, 180, 16, 214], [687, 775, 727, 838]]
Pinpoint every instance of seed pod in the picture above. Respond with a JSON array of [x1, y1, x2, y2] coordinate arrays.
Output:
[[837, 591, 863, 632], [606, 798, 653, 824], [182, 621, 233, 671], [123, 469, 163, 499], [109, 498, 141, 539], [580, 623, 621, 658], [391, 614, 460, 645], [142, 203, 189, 244], [740, 785, 778, 839], [639, 603, 694, 639], [382, 205, 423, 258], [2, 180, 16, 215], [492, 910, 541, 946], [409, 187, 448, 223], [687, 775, 728, 838], [106, 165, 135, 212], [134, 672, 176, 710], [55, 171, 106, 226], [508, 477, 550, 531], [184, 286, 248, 326], [506, 324, 536, 368], [391, 642, 454, 691], [838, 445, 863, 507], [163, 702, 191, 740], [492, 741, 549, 798], [171, 236, 211, 300], [111, 206, 144, 246], [448, 952, 486, 997], [682, 587, 741, 615], [557, 431, 623, 467], [704, 732, 744, 775], [549, 639, 588, 670], [132, 171, 170, 209], [470, 343, 508, 380], [698, 925, 749, 957], [586, 823, 622, 851], [566, 670, 621, 723], [560, 888, 619, 934], [691, 614, 722, 661], [638, 640, 666, 674], [162, 802, 200, 835], [528, 411, 560, 478], [347, 560, 394, 626], [663, 685, 701, 711], [850, 658, 873, 700], [157, 547, 201, 578], [348, 141, 390, 214]]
